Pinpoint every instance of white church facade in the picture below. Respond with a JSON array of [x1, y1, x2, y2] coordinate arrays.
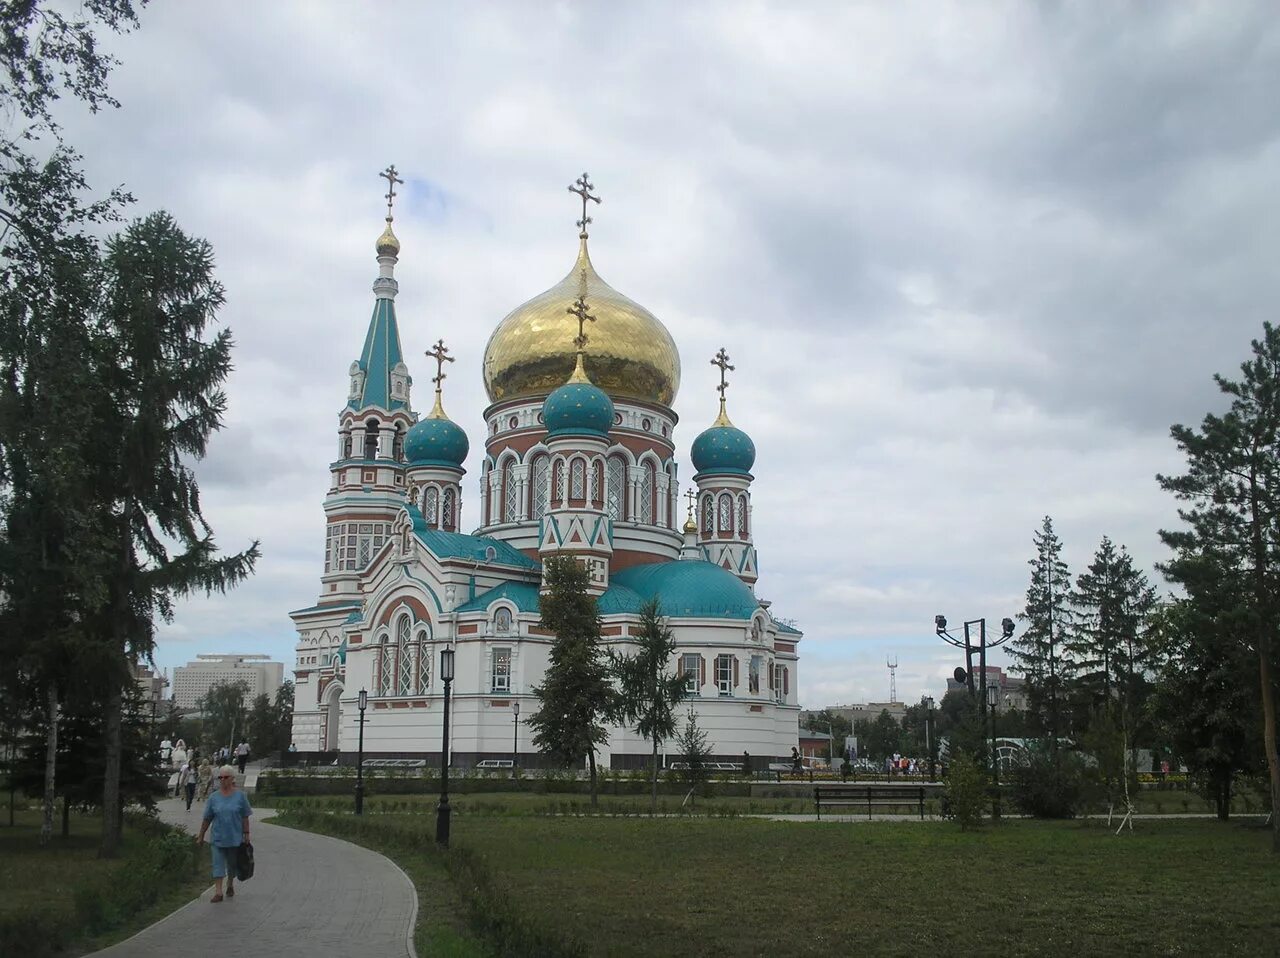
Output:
[[289, 171, 801, 769]]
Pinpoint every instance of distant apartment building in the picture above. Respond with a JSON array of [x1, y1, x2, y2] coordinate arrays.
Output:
[[171, 654, 284, 709], [806, 701, 910, 726]]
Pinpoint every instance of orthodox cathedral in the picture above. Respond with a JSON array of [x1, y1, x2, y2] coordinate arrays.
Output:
[[289, 170, 801, 768]]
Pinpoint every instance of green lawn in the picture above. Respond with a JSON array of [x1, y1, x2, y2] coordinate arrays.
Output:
[[0, 806, 207, 957], [284, 810, 1280, 957]]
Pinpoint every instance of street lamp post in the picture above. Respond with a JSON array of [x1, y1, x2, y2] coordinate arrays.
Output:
[[923, 696, 935, 781], [355, 688, 368, 815], [512, 701, 520, 776], [935, 614, 1014, 782], [436, 648, 455, 847], [988, 685, 1001, 819]]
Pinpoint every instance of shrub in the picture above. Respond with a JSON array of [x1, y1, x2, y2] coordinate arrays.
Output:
[[945, 754, 988, 830], [1009, 747, 1096, 819]]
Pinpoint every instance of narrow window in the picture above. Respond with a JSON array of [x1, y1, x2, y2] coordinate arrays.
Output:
[[606, 457, 625, 520], [701, 494, 713, 535], [681, 653, 700, 694], [364, 422, 379, 460], [378, 635, 393, 695], [532, 456, 550, 519], [718, 493, 733, 534], [397, 615, 413, 695], [638, 463, 655, 524], [749, 655, 762, 694], [424, 486, 438, 523], [571, 459, 586, 499], [737, 495, 748, 539], [491, 648, 511, 692], [416, 629, 430, 693], [504, 462, 520, 522], [442, 488, 456, 529], [716, 654, 733, 696]]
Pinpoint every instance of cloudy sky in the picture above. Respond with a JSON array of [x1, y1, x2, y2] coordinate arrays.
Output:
[[58, 1, 1280, 707]]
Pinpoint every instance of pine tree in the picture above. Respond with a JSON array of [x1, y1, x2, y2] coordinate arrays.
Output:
[[674, 709, 713, 806], [1008, 516, 1074, 752], [528, 555, 613, 806], [609, 598, 690, 813], [93, 212, 260, 856], [1158, 321, 1280, 851]]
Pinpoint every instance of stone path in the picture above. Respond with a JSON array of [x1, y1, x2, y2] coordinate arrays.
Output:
[[90, 795, 417, 958]]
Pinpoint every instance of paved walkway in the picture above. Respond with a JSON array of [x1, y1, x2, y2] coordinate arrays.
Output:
[[90, 796, 417, 958]]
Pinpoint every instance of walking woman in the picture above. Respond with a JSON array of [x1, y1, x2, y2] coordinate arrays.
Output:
[[197, 758, 213, 799], [195, 766, 252, 903]]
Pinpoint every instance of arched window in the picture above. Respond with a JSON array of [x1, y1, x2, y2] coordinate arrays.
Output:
[[553, 459, 567, 506], [442, 488, 456, 529], [503, 459, 519, 522], [737, 495, 749, 539], [364, 421, 379, 460], [638, 462, 655, 524], [377, 632, 393, 695], [531, 456, 550, 520], [494, 607, 513, 633], [424, 486, 439, 523], [396, 615, 413, 695], [606, 457, 626, 520], [718, 493, 733, 534], [342, 434, 352, 458], [701, 494, 713, 535], [392, 428, 404, 462], [591, 460, 603, 506], [570, 459, 586, 499], [416, 627, 430, 693]]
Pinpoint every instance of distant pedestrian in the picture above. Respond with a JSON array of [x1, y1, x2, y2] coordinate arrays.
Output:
[[197, 758, 213, 799], [235, 741, 250, 774], [791, 746, 802, 776], [180, 763, 197, 810], [196, 765, 252, 904]]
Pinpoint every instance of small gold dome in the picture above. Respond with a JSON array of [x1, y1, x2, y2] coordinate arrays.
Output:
[[376, 221, 400, 257], [483, 237, 680, 406]]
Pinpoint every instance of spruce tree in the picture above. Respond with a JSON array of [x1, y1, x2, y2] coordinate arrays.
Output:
[[1158, 321, 1280, 851], [609, 598, 690, 813], [1008, 516, 1073, 752], [674, 709, 713, 806], [94, 212, 259, 856], [528, 555, 613, 806]]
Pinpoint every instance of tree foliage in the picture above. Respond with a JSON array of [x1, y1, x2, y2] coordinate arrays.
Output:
[[674, 709, 713, 806], [609, 598, 689, 812], [528, 556, 613, 806], [1158, 321, 1280, 851]]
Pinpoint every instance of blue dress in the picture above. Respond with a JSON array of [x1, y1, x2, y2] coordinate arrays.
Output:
[[203, 790, 252, 847]]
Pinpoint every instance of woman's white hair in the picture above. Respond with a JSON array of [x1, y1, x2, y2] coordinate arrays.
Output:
[[217, 765, 237, 781]]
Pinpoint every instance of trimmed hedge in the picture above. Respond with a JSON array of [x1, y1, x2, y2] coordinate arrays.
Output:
[[257, 770, 753, 799]]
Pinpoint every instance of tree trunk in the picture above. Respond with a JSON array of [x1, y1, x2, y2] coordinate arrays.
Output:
[[1257, 639, 1280, 851], [61, 794, 70, 838], [100, 681, 123, 858], [651, 737, 659, 815], [587, 749, 598, 808], [40, 684, 58, 846]]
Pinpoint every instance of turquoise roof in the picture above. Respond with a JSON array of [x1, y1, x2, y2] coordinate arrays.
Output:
[[289, 600, 362, 616], [691, 423, 756, 476], [455, 582, 541, 614], [611, 560, 759, 619], [776, 621, 802, 636], [405, 414, 469, 466], [543, 380, 614, 438], [597, 582, 645, 615], [348, 297, 409, 411], [406, 505, 540, 570]]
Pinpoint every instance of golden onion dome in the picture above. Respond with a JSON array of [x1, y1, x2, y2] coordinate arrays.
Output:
[[376, 221, 400, 257], [483, 236, 680, 407]]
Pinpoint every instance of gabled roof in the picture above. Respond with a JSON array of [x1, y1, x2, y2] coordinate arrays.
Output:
[[348, 297, 408, 411], [406, 506, 541, 571], [455, 582, 541, 614], [289, 600, 363, 617]]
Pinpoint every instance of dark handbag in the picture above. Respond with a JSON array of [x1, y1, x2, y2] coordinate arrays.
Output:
[[236, 841, 255, 881]]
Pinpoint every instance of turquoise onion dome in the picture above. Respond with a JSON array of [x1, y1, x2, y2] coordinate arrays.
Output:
[[543, 355, 614, 438], [691, 400, 755, 476], [405, 393, 469, 467]]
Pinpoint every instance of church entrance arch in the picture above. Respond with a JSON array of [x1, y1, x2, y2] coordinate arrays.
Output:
[[322, 681, 345, 753]]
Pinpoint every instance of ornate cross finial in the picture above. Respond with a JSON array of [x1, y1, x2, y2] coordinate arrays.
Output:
[[380, 164, 404, 222], [427, 339, 455, 390], [567, 295, 596, 352], [567, 172, 601, 237], [684, 487, 697, 517], [711, 347, 735, 400]]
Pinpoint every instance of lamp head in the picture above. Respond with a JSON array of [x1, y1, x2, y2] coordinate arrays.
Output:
[[987, 685, 999, 707], [358, 688, 368, 711], [440, 647, 456, 682], [513, 701, 520, 716], [1001, 617, 1015, 639], [923, 696, 934, 709], [934, 614, 947, 633]]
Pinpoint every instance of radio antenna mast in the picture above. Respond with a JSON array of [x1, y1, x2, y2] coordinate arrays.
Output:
[[887, 655, 899, 703]]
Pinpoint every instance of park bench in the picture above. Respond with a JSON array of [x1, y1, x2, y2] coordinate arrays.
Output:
[[814, 784, 926, 820]]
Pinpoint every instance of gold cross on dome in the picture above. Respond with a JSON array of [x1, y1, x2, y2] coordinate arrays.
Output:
[[568, 172, 601, 236], [711, 347, 734, 400], [427, 339, 454, 389], [380, 164, 404, 221], [684, 487, 697, 517], [567, 295, 596, 352]]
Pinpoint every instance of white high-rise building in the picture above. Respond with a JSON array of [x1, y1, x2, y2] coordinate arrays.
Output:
[[172, 654, 284, 709]]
